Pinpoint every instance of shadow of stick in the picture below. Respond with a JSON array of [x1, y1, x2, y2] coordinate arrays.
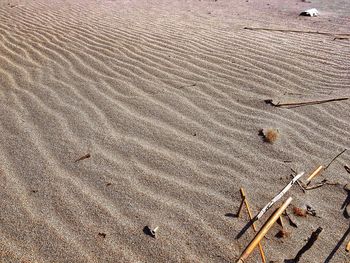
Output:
[[236, 219, 255, 239], [323, 224, 350, 263]]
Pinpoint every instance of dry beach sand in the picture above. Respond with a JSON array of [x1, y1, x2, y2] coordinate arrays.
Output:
[[0, 0, 350, 262]]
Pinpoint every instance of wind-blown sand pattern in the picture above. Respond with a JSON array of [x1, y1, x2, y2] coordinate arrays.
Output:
[[0, 0, 349, 262]]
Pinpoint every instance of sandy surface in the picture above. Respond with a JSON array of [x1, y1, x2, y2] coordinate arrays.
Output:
[[0, 0, 349, 262]]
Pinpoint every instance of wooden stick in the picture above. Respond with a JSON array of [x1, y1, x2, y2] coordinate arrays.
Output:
[[240, 188, 266, 263], [346, 240, 350, 252], [325, 149, 347, 170], [306, 165, 324, 182], [237, 190, 246, 218], [237, 197, 293, 263], [244, 27, 350, 37], [255, 172, 304, 220], [265, 97, 349, 108]]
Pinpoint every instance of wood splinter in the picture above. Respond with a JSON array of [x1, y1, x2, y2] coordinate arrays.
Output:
[[346, 240, 350, 252], [237, 197, 293, 263]]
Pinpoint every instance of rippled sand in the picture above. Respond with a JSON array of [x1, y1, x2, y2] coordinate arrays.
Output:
[[0, 0, 349, 262]]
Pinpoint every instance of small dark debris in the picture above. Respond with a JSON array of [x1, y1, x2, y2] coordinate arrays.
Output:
[[143, 226, 158, 238], [333, 37, 349, 41], [276, 229, 290, 238], [98, 232, 106, 238], [31, 190, 38, 193], [74, 153, 91, 163], [306, 205, 317, 217], [193, 132, 197, 136], [225, 213, 236, 218], [106, 183, 112, 186], [344, 165, 350, 173]]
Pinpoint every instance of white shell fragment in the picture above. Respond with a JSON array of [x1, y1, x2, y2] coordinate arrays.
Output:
[[300, 8, 319, 17]]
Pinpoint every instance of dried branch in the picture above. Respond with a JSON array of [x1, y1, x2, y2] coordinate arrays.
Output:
[[264, 97, 348, 108]]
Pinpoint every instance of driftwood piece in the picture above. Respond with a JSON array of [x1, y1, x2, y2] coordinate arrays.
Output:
[[287, 227, 323, 263], [237, 197, 293, 263], [240, 188, 266, 263], [255, 172, 304, 220], [306, 165, 324, 182], [264, 97, 349, 108]]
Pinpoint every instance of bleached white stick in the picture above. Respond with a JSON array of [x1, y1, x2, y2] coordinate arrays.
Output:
[[255, 172, 304, 220]]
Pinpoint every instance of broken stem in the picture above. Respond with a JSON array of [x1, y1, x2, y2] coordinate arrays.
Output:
[[325, 149, 347, 170]]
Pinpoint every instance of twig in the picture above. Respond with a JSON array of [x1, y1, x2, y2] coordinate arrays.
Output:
[[306, 165, 324, 182], [240, 188, 266, 263], [74, 153, 91, 163], [236, 189, 246, 218], [289, 227, 323, 263], [304, 180, 340, 190], [237, 197, 293, 263], [244, 27, 350, 37], [255, 172, 304, 220], [325, 149, 347, 170], [264, 97, 349, 108]]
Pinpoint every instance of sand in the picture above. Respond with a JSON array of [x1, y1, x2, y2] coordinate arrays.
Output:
[[0, 0, 349, 262]]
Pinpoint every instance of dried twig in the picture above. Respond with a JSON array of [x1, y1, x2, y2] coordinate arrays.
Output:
[[288, 227, 323, 263], [74, 153, 91, 163], [325, 149, 347, 170], [236, 189, 246, 218], [240, 188, 266, 263], [304, 180, 340, 190], [237, 197, 293, 263], [306, 165, 324, 183], [255, 172, 304, 220], [264, 97, 349, 108], [244, 27, 350, 37]]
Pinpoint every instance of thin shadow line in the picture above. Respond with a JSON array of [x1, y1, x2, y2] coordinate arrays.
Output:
[[324, 224, 350, 263]]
